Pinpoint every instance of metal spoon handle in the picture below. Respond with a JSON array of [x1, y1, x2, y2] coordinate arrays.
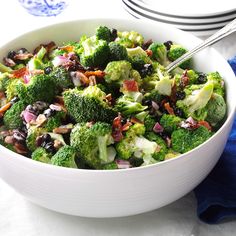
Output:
[[166, 18, 236, 73]]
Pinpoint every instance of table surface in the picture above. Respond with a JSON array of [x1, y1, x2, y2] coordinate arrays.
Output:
[[1, 1, 236, 235]]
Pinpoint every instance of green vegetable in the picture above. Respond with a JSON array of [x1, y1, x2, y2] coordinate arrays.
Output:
[[44, 111, 66, 132], [171, 126, 213, 153], [5, 79, 21, 101], [63, 86, 117, 123], [117, 30, 144, 47], [51, 145, 77, 168], [70, 122, 115, 169], [176, 82, 214, 120], [167, 44, 191, 69], [108, 42, 128, 61], [148, 42, 169, 66], [96, 26, 112, 42], [26, 127, 45, 152], [16, 74, 56, 104], [159, 114, 182, 134], [115, 94, 148, 116], [144, 114, 156, 131], [207, 72, 225, 96], [32, 147, 52, 163], [3, 101, 25, 129], [79, 36, 110, 67], [145, 132, 168, 161], [205, 93, 227, 127]]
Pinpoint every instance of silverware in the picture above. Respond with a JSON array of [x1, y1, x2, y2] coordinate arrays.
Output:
[[166, 18, 236, 73]]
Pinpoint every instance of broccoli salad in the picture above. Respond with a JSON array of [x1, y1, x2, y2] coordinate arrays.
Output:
[[0, 26, 227, 169]]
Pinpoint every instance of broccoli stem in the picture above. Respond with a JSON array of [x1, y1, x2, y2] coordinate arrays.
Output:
[[0, 63, 12, 73]]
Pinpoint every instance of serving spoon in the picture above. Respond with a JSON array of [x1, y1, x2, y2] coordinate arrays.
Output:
[[166, 18, 236, 73]]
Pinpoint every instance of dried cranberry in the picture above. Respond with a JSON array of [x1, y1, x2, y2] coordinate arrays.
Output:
[[44, 66, 53, 74], [197, 72, 207, 84], [174, 107, 184, 117], [44, 142, 55, 153], [7, 51, 17, 60], [17, 48, 28, 54], [164, 41, 173, 50], [110, 28, 117, 41], [176, 91, 186, 100]]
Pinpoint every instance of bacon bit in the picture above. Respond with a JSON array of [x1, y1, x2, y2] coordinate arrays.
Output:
[[14, 142, 28, 154], [130, 117, 143, 124], [0, 91, 5, 99], [121, 120, 132, 131], [84, 70, 105, 78], [197, 120, 212, 131], [89, 75, 97, 86], [123, 79, 139, 92], [33, 41, 56, 55], [180, 70, 189, 88], [75, 71, 90, 86], [11, 67, 28, 79], [0, 102, 12, 114], [145, 49, 153, 57], [14, 53, 33, 60], [3, 57, 16, 67], [164, 102, 175, 115], [112, 114, 124, 142], [170, 81, 177, 102], [58, 45, 75, 52], [55, 96, 65, 106]]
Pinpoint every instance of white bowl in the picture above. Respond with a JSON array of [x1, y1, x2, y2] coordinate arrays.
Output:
[[0, 18, 235, 218]]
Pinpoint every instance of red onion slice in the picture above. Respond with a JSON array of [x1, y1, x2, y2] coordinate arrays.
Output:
[[115, 159, 131, 169], [153, 122, 164, 133]]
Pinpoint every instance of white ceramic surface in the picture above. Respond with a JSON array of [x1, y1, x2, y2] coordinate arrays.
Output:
[[0, 18, 235, 218]]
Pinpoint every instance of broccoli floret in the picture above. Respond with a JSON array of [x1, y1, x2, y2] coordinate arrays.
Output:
[[44, 110, 66, 132], [31, 147, 52, 164], [108, 42, 128, 61], [127, 46, 152, 69], [115, 123, 158, 164], [145, 132, 168, 161], [115, 95, 148, 116], [167, 44, 191, 69], [102, 162, 118, 170], [104, 60, 132, 85], [206, 72, 225, 96], [26, 127, 45, 152], [171, 126, 212, 153], [5, 79, 21, 101], [70, 122, 115, 169], [63, 86, 117, 123], [3, 101, 25, 129], [205, 93, 227, 127], [144, 114, 156, 131], [0, 72, 11, 92], [79, 36, 110, 68], [115, 37, 134, 48], [16, 74, 56, 104], [51, 145, 77, 168], [159, 114, 182, 134], [143, 68, 172, 96], [28, 46, 47, 71], [116, 30, 144, 47], [96, 26, 112, 42], [176, 82, 214, 120], [50, 66, 73, 90], [148, 42, 169, 66], [143, 90, 162, 104]]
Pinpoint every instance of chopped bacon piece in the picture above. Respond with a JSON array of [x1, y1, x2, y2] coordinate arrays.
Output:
[[164, 102, 175, 115], [33, 41, 56, 55], [11, 67, 28, 79], [123, 79, 139, 92], [84, 70, 105, 78], [145, 49, 153, 57], [197, 120, 212, 131], [180, 70, 189, 88], [112, 115, 123, 142], [121, 120, 132, 131], [170, 81, 177, 102], [14, 53, 33, 60], [130, 117, 143, 124]]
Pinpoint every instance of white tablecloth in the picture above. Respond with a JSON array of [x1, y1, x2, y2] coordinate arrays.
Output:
[[1, 1, 236, 235]]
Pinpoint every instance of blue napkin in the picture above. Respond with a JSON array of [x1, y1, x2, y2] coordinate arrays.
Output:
[[194, 56, 236, 224]]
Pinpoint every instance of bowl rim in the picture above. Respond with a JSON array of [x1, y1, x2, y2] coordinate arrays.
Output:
[[0, 17, 235, 174]]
